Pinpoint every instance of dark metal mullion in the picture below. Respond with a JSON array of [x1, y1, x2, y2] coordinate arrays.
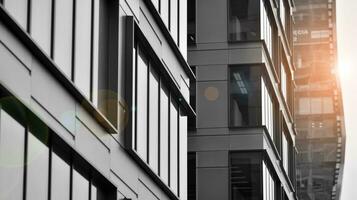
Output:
[[89, 0, 95, 102], [0, 0, 3, 5], [134, 44, 138, 151], [26, 0, 31, 33], [177, 0, 179, 47], [48, 134, 53, 200], [22, 126, 29, 200], [177, 106, 180, 196], [168, 92, 171, 187], [71, 0, 77, 82], [88, 177, 92, 200], [69, 158, 74, 200], [50, 0, 55, 59], [146, 61, 150, 164], [158, 77, 161, 176], [168, 0, 171, 31], [158, 0, 161, 13]]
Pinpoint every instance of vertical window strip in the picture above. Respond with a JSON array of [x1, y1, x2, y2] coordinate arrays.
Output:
[[89, 0, 95, 102], [50, 0, 55, 58], [27, 0, 31, 33], [147, 62, 151, 164], [71, 0, 76, 81], [91, 0, 100, 106], [177, 0, 180, 47]]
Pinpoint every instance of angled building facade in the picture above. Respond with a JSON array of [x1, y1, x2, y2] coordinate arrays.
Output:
[[187, 0, 298, 199], [0, 0, 194, 200], [293, 0, 346, 199]]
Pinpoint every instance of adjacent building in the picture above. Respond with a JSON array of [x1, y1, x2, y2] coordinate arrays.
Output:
[[293, 0, 346, 199], [0, 0, 194, 200], [187, 0, 298, 199]]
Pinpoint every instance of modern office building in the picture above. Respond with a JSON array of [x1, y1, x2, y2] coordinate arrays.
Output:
[[187, 0, 298, 199], [293, 0, 346, 199], [0, 0, 194, 199]]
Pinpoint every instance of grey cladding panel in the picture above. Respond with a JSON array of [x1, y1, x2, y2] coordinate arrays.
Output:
[[197, 0, 227, 43], [197, 151, 228, 168], [197, 168, 229, 200], [188, 49, 228, 66], [0, 42, 31, 103], [197, 81, 228, 128], [31, 60, 76, 133], [197, 65, 227, 81], [228, 47, 263, 64]]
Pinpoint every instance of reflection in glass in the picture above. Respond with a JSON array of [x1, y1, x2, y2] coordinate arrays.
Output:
[[229, 0, 260, 41], [51, 152, 71, 200], [187, 0, 196, 45], [160, 84, 169, 184], [26, 133, 49, 200], [0, 110, 25, 200], [149, 67, 159, 173], [30, 0, 52, 54], [53, 0, 73, 77], [230, 152, 262, 200], [3, 0, 28, 30], [137, 49, 148, 161], [72, 169, 89, 200], [230, 66, 262, 126], [74, 0, 92, 98], [170, 100, 178, 194]]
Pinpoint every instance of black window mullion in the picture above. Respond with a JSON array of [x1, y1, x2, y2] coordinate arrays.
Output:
[[158, 76, 161, 176], [23, 126, 29, 200], [48, 134, 53, 200], [69, 158, 74, 200], [168, 92, 171, 187], [134, 44, 138, 151], [177, 0, 180, 47], [168, 0, 171, 31], [50, 0, 55, 59], [89, 0, 94, 102], [158, 0, 161, 13], [147, 61, 150, 164], [71, 0, 76, 81], [177, 106, 180, 196], [26, 0, 31, 33]]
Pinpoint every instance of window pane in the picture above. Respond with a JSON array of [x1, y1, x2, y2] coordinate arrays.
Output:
[[51, 152, 71, 200], [230, 66, 261, 126], [170, 100, 178, 194], [152, 0, 159, 11], [282, 132, 289, 174], [311, 97, 322, 114], [230, 152, 262, 200], [132, 46, 137, 149], [136, 49, 148, 161], [160, 85, 169, 183], [0, 110, 25, 200], [187, 0, 196, 45], [170, 0, 178, 43], [30, 0, 52, 54], [3, 0, 28, 29], [53, 0, 73, 78], [299, 97, 310, 114], [161, 0, 169, 27], [91, 184, 97, 200], [149, 67, 159, 173], [26, 133, 49, 200], [229, 0, 260, 41], [323, 97, 333, 113], [188, 153, 196, 200], [72, 169, 89, 200], [74, 0, 92, 98]]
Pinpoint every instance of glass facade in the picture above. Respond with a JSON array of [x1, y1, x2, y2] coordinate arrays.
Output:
[[132, 42, 184, 195], [0, 105, 116, 200], [229, 0, 260, 41]]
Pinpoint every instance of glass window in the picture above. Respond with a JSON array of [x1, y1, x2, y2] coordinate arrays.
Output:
[[136, 49, 148, 161], [298, 97, 310, 114], [311, 98, 322, 114], [149, 67, 159, 173], [53, 0, 73, 77], [281, 64, 287, 100], [72, 169, 90, 200], [230, 152, 262, 200], [152, 0, 159, 11], [0, 110, 25, 200], [282, 132, 289, 174], [170, 100, 179, 194], [187, 0, 196, 45], [3, 0, 28, 30], [170, 0, 179, 43], [74, 0, 92, 98], [26, 133, 49, 200], [30, 0, 52, 54], [229, 0, 260, 41], [263, 162, 275, 200], [160, 84, 169, 184], [230, 65, 262, 126], [51, 152, 71, 200], [322, 97, 333, 113], [161, 0, 169, 27], [188, 153, 196, 200], [261, 77, 274, 138]]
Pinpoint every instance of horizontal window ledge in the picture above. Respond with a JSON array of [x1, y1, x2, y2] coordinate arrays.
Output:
[[0, 6, 117, 133]]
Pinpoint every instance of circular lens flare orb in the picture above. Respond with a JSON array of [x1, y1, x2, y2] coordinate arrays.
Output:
[[338, 60, 350, 79]]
